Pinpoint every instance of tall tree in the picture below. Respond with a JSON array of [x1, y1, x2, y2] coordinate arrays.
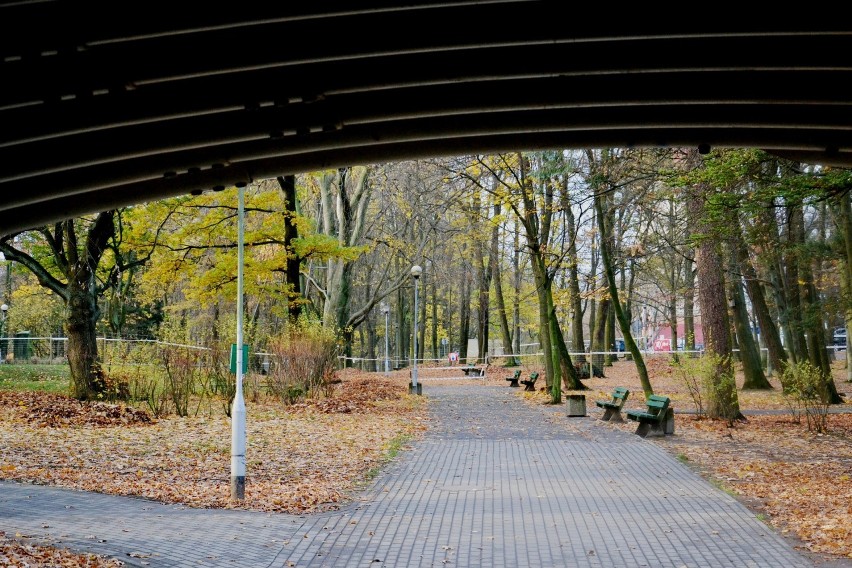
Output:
[[831, 187, 852, 383], [490, 203, 518, 366], [1, 212, 147, 399], [477, 153, 584, 400], [561, 188, 586, 363], [277, 175, 303, 323], [319, 168, 371, 348], [733, 224, 787, 376], [593, 182, 654, 397], [727, 248, 771, 389], [685, 153, 743, 421]]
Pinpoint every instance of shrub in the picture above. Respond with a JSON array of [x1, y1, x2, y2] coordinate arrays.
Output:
[[266, 323, 339, 403], [705, 360, 739, 426], [159, 345, 205, 417], [128, 369, 171, 417], [782, 361, 830, 433], [672, 353, 738, 424], [672, 355, 712, 417]]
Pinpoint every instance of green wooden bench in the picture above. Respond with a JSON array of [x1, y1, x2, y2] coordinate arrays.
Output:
[[626, 395, 673, 437], [462, 365, 484, 377], [594, 386, 630, 422], [520, 372, 539, 392], [505, 369, 522, 387]]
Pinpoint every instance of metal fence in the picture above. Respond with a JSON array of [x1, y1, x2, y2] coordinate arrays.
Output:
[[1, 336, 845, 369]]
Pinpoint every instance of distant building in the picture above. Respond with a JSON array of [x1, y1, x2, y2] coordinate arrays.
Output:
[[651, 323, 704, 351]]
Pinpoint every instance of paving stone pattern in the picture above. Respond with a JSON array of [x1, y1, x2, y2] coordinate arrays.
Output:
[[1, 385, 818, 567]]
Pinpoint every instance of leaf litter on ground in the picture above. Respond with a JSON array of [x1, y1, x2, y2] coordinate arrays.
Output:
[[3, 360, 851, 563], [519, 356, 852, 560]]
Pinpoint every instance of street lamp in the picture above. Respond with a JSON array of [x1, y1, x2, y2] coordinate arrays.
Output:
[[0, 304, 7, 362], [410, 265, 423, 395], [231, 186, 246, 500], [380, 302, 390, 375]]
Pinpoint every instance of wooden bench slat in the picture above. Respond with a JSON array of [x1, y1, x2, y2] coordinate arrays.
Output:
[[625, 394, 672, 437], [505, 369, 522, 387], [595, 387, 630, 422], [520, 372, 539, 391]]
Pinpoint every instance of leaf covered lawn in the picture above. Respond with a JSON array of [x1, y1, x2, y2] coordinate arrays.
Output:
[[0, 374, 426, 514]]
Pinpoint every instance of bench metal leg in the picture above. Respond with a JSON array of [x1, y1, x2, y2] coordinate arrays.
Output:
[[507, 379, 519, 387], [634, 422, 651, 437]]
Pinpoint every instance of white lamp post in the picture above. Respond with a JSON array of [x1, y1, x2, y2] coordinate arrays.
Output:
[[380, 302, 390, 375], [0, 303, 7, 362], [410, 265, 423, 395], [231, 185, 246, 500]]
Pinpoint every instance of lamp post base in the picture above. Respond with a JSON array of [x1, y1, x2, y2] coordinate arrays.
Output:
[[409, 382, 422, 395], [231, 476, 245, 500]]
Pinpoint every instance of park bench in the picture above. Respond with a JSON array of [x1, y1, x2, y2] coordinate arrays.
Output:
[[505, 369, 522, 387], [625, 395, 673, 437], [594, 386, 630, 422], [520, 372, 539, 392], [462, 365, 484, 377]]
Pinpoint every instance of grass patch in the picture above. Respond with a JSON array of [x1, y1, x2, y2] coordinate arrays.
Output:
[[0, 364, 69, 393], [676, 453, 689, 463], [708, 476, 738, 498], [366, 433, 413, 481]]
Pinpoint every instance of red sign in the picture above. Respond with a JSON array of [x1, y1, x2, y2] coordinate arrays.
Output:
[[653, 337, 671, 352]]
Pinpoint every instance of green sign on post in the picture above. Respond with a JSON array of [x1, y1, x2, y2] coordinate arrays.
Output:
[[230, 343, 249, 374]]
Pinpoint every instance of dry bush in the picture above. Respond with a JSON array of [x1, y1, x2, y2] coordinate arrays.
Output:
[[266, 324, 339, 403], [159, 345, 206, 417], [782, 361, 831, 432]]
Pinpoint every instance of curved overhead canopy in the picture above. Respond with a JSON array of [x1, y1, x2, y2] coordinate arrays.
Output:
[[2, 2, 851, 234]]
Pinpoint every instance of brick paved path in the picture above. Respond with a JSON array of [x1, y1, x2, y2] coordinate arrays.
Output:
[[1, 385, 823, 567]]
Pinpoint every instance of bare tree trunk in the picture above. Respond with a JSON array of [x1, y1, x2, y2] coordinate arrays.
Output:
[[734, 225, 787, 375], [419, 276, 427, 363], [688, 177, 742, 421], [512, 223, 521, 356], [320, 167, 371, 358], [760, 206, 794, 362], [565, 202, 586, 363], [588, 209, 598, 345], [458, 260, 471, 363], [66, 280, 103, 399], [793, 204, 841, 402], [784, 201, 810, 363], [530, 249, 556, 389], [431, 277, 438, 359], [474, 238, 490, 363], [832, 190, 852, 383], [591, 191, 612, 374], [549, 292, 585, 391], [277, 175, 302, 323], [396, 270, 408, 368], [591, 294, 609, 376], [594, 190, 653, 397], [491, 204, 517, 366], [683, 255, 696, 352], [605, 301, 616, 366], [728, 248, 771, 389], [365, 314, 378, 372]]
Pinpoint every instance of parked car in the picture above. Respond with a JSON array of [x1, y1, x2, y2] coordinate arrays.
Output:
[[833, 327, 847, 350]]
